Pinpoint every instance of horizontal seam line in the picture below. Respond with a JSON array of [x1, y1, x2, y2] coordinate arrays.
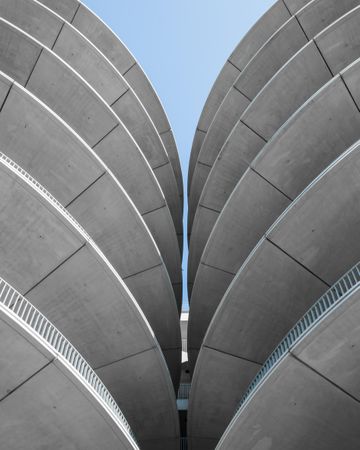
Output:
[[152, 161, 170, 170], [200, 262, 236, 276], [239, 119, 267, 142], [290, 353, 360, 405], [265, 238, 330, 288], [198, 203, 221, 213], [122, 263, 163, 280], [23, 244, 86, 297], [141, 204, 167, 216], [91, 123, 120, 149], [203, 345, 263, 365], [65, 172, 107, 208], [197, 161, 212, 168], [233, 84, 252, 102], [122, 61, 137, 77], [94, 346, 156, 370], [0, 360, 54, 403], [250, 167, 293, 201], [159, 128, 171, 135], [227, 59, 242, 72], [109, 87, 130, 107]]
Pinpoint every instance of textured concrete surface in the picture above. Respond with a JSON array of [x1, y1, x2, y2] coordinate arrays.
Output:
[[188, 53, 360, 372], [0, 158, 179, 447], [189, 138, 360, 447], [189, 0, 360, 232], [0, 17, 182, 291], [0, 305, 137, 450], [0, 74, 181, 385], [37, 0, 183, 200], [218, 285, 360, 449], [188, 0, 293, 190]]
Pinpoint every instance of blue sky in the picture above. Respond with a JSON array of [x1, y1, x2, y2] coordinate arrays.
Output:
[[83, 0, 275, 310]]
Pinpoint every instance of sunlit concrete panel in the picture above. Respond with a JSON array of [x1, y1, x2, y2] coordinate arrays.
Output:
[[0, 157, 179, 447], [190, 5, 360, 273], [37, 0, 182, 199], [188, 68, 360, 369], [0, 288, 137, 449], [189, 0, 360, 229], [187, 0, 292, 189], [0, 18, 182, 284], [191, 141, 360, 446], [188, 15, 308, 223], [217, 271, 360, 449], [0, 78, 181, 382]]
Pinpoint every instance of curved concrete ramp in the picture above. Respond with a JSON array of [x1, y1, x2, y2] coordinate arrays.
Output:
[[0, 154, 179, 449], [0, 277, 138, 450], [217, 263, 360, 450], [0, 17, 182, 283], [188, 55, 360, 369], [188, 139, 360, 447], [0, 0, 182, 236], [188, 0, 360, 232], [0, 73, 181, 384], [35, 0, 183, 202]]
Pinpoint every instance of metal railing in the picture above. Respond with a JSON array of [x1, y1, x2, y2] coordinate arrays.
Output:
[[0, 276, 137, 445], [236, 261, 360, 413], [0, 152, 90, 239]]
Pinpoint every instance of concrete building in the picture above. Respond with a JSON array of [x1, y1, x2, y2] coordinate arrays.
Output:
[[188, 1, 360, 449], [0, 1, 182, 449], [3, 0, 360, 449]]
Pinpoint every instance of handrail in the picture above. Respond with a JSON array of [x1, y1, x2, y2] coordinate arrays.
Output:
[[0, 276, 138, 445], [236, 261, 360, 413]]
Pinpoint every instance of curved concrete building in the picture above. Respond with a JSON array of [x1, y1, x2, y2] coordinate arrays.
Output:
[[0, 1, 183, 449], [187, 1, 360, 449]]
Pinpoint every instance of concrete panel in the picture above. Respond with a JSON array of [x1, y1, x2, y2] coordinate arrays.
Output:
[[0, 316, 50, 400], [188, 122, 265, 282], [188, 347, 260, 443], [4, 0, 182, 202], [315, 5, 360, 75], [188, 0, 291, 187], [204, 239, 327, 362], [188, 89, 250, 228], [294, 288, 360, 400], [0, 80, 181, 375], [0, 18, 42, 85], [69, 2, 181, 193], [188, 128, 207, 191], [0, 165, 82, 294], [242, 41, 332, 141], [159, 129, 183, 202], [0, 362, 136, 450], [0, 18, 181, 256], [53, 22, 128, 105], [188, 16, 308, 220], [0, 84, 104, 206], [268, 141, 360, 285], [26, 48, 118, 147], [297, 0, 360, 39], [188, 206, 219, 285], [0, 0, 63, 48], [284, 0, 311, 14], [0, 159, 179, 444], [218, 356, 360, 449], [203, 169, 290, 273], [254, 77, 360, 199], [97, 348, 179, 447], [38, 0, 78, 22], [234, 16, 308, 100]]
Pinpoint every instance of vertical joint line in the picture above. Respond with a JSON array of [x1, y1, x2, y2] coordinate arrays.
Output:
[[51, 22, 66, 51], [25, 48, 43, 88], [340, 73, 360, 115], [313, 40, 334, 77], [70, 3, 81, 24]]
